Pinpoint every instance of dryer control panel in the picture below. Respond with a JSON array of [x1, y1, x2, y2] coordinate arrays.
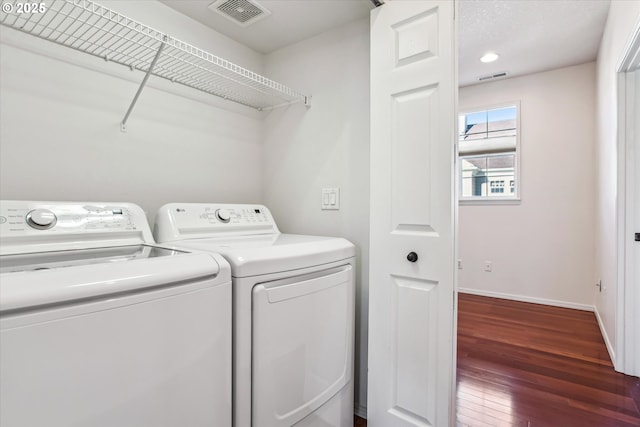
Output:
[[154, 203, 279, 243], [0, 201, 154, 255]]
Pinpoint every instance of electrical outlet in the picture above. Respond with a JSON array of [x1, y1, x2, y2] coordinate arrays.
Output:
[[483, 261, 492, 272], [457, 259, 463, 270]]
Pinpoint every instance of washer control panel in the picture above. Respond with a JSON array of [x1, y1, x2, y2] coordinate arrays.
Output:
[[203, 206, 270, 225], [154, 203, 279, 243], [0, 201, 154, 254]]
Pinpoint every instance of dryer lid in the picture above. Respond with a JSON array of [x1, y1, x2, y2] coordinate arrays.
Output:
[[163, 234, 355, 278]]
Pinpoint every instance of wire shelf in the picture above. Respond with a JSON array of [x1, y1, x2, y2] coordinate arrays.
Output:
[[0, 0, 310, 111]]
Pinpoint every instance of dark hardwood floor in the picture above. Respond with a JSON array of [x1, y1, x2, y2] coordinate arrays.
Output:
[[457, 293, 640, 427], [355, 294, 640, 426]]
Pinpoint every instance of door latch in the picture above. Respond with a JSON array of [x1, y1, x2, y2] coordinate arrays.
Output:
[[635, 233, 640, 242]]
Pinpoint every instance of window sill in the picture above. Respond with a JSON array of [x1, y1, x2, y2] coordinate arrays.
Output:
[[459, 198, 521, 206]]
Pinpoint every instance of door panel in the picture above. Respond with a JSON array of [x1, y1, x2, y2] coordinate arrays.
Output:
[[394, 12, 439, 66], [391, 85, 437, 233], [368, 1, 456, 426], [391, 275, 438, 424]]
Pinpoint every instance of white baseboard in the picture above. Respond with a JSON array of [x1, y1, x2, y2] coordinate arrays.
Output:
[[457, 288, 595, 312], [354, 403, 367, 419], [593, 306, 616, 367]]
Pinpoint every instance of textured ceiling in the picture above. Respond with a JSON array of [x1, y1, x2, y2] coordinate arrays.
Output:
[[161, 0, 612, 86], [458, 0, 611, 86], [159, 0, 374, 54]]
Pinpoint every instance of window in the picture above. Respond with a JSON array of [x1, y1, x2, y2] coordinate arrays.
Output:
[[490, 180, 504, 193], [458, 103, 520, 202]]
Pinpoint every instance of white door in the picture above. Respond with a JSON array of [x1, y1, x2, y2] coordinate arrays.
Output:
[[368, 1, 457, 426]]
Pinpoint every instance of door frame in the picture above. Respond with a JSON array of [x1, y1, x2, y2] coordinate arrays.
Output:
[[615, 21, 640, 376]]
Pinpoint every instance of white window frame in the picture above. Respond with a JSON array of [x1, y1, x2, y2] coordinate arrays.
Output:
[[458, 101, 521, 205]]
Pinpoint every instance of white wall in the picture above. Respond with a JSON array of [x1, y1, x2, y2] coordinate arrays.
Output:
[[0, 1, 265, 224], [262, 19, 371, 416], [595, 2, 640, 364], [458, 63, 597, 309]]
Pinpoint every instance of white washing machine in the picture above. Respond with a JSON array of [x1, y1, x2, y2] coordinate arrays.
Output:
[[0, 200, 232, 427], [154, 203, 355, 427]]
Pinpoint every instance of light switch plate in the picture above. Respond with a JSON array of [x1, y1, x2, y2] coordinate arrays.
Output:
[[321, 188, 340, 210]]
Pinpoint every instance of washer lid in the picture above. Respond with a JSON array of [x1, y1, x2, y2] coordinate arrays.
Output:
[[0, 245, 183, 273], [164, 234, 355, 278], [0, 246, 225, 313]]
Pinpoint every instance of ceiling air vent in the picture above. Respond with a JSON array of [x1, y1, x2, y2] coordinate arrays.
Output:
[[478, 72, 508, 82], [208, 0, 271, 27]]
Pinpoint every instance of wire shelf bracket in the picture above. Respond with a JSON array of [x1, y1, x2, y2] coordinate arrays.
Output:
[[121, 37, 166, 132], [0, 0, 311, 130]]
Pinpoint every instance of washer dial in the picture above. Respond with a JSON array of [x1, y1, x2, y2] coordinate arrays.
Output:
[[215, 209, 231, 223], [26, 209, 57, 230]]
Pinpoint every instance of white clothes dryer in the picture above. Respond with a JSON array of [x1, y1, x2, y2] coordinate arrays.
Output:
[[154, 203, 355, 427], [0, 201, 232, 427]]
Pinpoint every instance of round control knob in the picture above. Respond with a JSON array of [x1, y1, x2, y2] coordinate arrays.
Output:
[[407, 252, 418, 262], [215, 209, 231, 223], [26, 209, 57, 230]]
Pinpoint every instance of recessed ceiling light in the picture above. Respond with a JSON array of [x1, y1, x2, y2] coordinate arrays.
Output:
[[480, 52, 499, 63]]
